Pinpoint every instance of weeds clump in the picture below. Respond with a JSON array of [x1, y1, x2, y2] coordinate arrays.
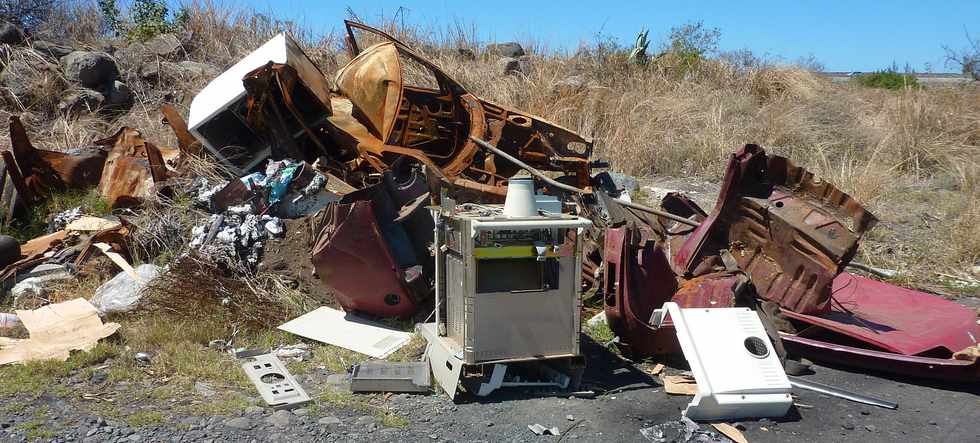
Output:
[[141, 254, 319, 330], [854, 71, 920, 90]]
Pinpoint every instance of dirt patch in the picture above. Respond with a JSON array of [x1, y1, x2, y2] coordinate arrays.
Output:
[[259, 217, 336, 307]]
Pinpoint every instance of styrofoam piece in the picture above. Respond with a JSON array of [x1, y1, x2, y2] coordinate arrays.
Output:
[[278, 307, 412, 358], [650, 302, 792, 421], [503, 177, 537, 217], [350, 361, 431, 393], [241, 353, 311, 410]]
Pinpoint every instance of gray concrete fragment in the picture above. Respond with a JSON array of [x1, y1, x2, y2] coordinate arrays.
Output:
[[223, 417, 254, 430]]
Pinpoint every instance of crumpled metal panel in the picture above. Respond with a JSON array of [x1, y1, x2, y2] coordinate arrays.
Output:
[[3, 115, 106, 203], [673, 145, 877, 315], [784, 273, 980, 357], [335, 41, 402, 140], [602, 225, 742, 358], [95, 127, 167, 208], [310, 201, 422, 319]]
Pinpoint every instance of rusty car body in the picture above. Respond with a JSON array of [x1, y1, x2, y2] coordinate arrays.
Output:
[[602, 145, 980, 382]]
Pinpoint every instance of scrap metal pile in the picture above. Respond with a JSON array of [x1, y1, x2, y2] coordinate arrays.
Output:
[[1, 19, 977, 425]]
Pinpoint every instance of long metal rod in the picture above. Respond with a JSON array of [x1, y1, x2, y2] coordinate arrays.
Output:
[[468, 136, 701, 227], [788, 376, 898, 409]]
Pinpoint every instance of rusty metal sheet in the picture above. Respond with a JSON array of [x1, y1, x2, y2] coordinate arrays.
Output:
[[672, 145, 877, 315], [95, 128, 168, 208], [310, 201, 422, 319], [161, 104, 202, 159], [335, 41, 402, 141], [3, 116, 106, 203]]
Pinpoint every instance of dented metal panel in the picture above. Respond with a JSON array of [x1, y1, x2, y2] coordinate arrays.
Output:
[[3, 116, 106, 203], [335, 41, 403, 140], [672, 145, 876, 314], [784, 273, 980, 357], [95, 127, 168, 208], [309, 201, 422, 319]]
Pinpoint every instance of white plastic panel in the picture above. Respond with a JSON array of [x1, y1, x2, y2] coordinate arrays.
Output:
[[651, 302, 793, 421]]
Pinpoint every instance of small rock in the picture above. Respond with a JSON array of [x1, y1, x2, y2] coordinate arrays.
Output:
[[1, 54, 66, 107], [58, 88, 105, 116], [971, 265, 980, 277], [60, 51, 119, 88], [456, 48, 475, 61], [317, 416, 341, 426], [32, 40, 74, 59], [144, 33, 184, 58], [355, 416, 377, 426], [223, 417, 253, 430], [865, 425, 877, 433], [89, 370, 108, 384], [0, 21, 24, 45], [106, 80, 134, 109], [134, 352, 151, 366], [566, 414, 575, 421], [860, 410, 871, 416], [266, 410, 292, 427], [842, 422, 855, 430], [292, 408, 309, 417], [175, 61, 219, 79], [194, 381, 217, 398], [127, 434, 142, 442], [498, 57, 521, 75], [486, 42, 525, 58]]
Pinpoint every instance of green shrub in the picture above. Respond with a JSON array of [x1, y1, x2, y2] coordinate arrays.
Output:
[[854, 71, 920, 90], [127, 0, 186, 42]]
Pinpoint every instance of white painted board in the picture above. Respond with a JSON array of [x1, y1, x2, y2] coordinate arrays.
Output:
[[278, 307, 412, 359]]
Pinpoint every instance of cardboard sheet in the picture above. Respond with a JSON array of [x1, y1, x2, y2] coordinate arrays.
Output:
[[94, 242, 141, 282], [66, 216, 122, 232], [662, 374, 699, 395], [278, 307, 412, 358], [0, 298, 121, 365]]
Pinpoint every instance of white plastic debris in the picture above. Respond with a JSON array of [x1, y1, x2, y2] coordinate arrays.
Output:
[[47, 206, 82, 232], [264, 217, 284, 236], [527, 424, 560, 436], [89, 264, 163, 314], [586, 311, 607, 327], [10, 269, 73, 300], [272, 343, 312, 362]]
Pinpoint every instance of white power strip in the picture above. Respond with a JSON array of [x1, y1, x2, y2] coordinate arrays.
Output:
[[651, 302, 793, 421]]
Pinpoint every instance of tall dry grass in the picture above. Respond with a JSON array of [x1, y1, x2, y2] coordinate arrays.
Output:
[[9, 1, 980, 290]]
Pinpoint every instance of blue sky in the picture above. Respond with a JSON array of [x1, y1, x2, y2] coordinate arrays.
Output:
[[195, 1, 978, 72]]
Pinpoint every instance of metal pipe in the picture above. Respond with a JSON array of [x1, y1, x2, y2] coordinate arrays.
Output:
[[788, 376, 898, 409], [468, 136, 701, 228], [846, 261, 898, 278]]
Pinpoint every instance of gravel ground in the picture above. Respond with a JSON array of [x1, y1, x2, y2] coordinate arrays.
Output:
[[1, 334, 977, 443]]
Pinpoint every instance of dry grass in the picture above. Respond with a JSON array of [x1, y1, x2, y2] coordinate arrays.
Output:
[[4, 2, 978, 294]]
